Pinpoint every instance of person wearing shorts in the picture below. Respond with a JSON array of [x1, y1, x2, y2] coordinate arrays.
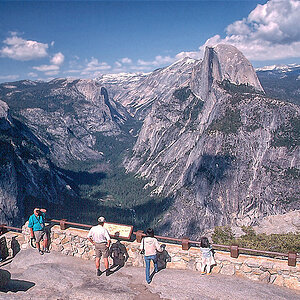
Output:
[[28, 208, 49, 255], [87, 216, 111, 276]]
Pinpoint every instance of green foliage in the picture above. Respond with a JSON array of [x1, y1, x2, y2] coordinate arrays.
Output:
[[284, 167, 300, 179], [94, 132, 136, 166], [208, 109, 242, 134], [212, 225, 300, 253], [219, 79, 261, 95], [272, 117, 300, 150], [257, 70, 300, 106], [173, 86, 192, 102], [212, 226, 235, 244], [60, 158, 172, 230]]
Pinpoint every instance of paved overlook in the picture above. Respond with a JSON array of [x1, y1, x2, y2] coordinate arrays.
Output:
[[0, 249, 299, 300]]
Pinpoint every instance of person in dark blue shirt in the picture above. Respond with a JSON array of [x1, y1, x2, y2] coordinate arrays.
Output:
[[28, 208, 49, 255]]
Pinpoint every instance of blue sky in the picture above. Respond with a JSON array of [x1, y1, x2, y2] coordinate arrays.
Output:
[[0, 0, 300, 82]]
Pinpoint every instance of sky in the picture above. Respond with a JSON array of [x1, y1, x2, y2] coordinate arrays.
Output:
[[0, 0, 300, 83]]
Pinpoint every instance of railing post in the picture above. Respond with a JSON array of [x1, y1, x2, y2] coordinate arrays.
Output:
[[0, 224, 7, 235], [182, 237, 190, 250], [135, 230, 144, 243], [59, 219, 68, 230], [230, 245, 239, 258], [288, 252, 297, 267]]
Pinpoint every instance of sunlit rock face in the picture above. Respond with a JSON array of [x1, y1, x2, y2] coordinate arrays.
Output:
[[0, 79, 134, 166], [97, 57, 198, 119], [123, 45, 299, 238], [0, 44, 299, 237]]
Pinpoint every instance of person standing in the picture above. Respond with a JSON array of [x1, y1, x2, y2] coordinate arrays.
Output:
[[87, 216, 111, 276], [28, 208, 49, 255], [140, 228, 162, 284], [200, 236, 215, 275]]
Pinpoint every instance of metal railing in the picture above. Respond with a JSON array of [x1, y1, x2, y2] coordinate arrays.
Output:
[[0, 219, 298, 267]]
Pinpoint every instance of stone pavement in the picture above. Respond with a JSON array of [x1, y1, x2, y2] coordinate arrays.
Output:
[[0, 249, 299, 300]]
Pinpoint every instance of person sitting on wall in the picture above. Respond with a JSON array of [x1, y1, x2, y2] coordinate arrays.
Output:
[[87, 216, 111, 276], [28, 208, 49, 255]]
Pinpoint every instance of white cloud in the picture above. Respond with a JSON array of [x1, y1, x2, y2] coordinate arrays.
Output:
[[115, 61, 122, 68], [27, 72, 38, 77], [33, 52, 64, 76], [175, 50, 202, 61], [45, 70, 59, 76], [33, 64, 60, 72], [65, 69, 81, 74], [85, 58, 111, 71], [0, 74, 19, 81], [51, 52, 64, 65], [0, 34, 48, 61], [200, 0, 300, 61], [120, 57, 132, 64], [137, 55, 174, 67], [81, 57, 111, 76]]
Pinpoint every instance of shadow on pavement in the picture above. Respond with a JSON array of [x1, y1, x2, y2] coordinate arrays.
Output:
[[0, 279, 35, 293]]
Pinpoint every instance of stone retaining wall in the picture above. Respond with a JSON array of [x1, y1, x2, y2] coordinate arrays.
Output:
[[20, 224, 300, 291], [0, 231, 25, 261]]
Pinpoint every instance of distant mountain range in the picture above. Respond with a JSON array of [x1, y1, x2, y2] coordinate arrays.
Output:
[[0, 45, 299, 238], [256, 64, 300, 106]]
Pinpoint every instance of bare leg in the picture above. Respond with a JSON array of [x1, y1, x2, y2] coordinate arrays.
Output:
[[43, 238, 48, 250], [207, 263, 212, 274], [95, 257, 100, 270], [104, 257, 109, 270]]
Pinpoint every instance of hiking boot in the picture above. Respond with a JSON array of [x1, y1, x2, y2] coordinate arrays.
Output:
[[207, 272, 212, 275], [105, 269, 112, 276], [96, 269, 101, 276], [44, 249, 50, 253], [39, 250, 44, 255], [201, 272, 206, 275]]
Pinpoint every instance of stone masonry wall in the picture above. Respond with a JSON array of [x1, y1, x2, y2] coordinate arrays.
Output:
[[20, 224, 300, 291]]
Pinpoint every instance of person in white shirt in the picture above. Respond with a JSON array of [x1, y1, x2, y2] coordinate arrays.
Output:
[[140, 228, 162, 284], [87, 216, 111, 276]]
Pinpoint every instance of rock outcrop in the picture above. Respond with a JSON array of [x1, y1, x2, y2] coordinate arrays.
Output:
[[0, 79, 136, 166], [0, 100, 71, 225], [124, 45, 300, 237], [0, 44, 299, 237]]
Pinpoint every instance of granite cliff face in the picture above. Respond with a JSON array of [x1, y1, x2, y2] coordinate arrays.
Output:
[[123, 45, 299, 237], [0, 44, 299, 236], [0, 100, 72, 226], [0, 79, 136, 166], [97, 57, 197, 119]]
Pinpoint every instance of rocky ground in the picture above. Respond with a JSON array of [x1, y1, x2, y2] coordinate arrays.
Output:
[[0, 249, 299, 300]]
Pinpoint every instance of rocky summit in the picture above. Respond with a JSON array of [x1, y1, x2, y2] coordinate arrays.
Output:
[[0, 44, 299, 238]]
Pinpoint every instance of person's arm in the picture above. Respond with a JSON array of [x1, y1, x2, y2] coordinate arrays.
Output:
[[155, 239, 162, 252], [105, 229, 111, 248], [88, 237, 95, 245], [29, 227, 34, 238], [87, 229, 95, 245], [140, 238, 144, 250], [28, 216, 34, 237]]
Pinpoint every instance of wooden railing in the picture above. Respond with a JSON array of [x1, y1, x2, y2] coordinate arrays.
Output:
[[0, 219, 298, 267]]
